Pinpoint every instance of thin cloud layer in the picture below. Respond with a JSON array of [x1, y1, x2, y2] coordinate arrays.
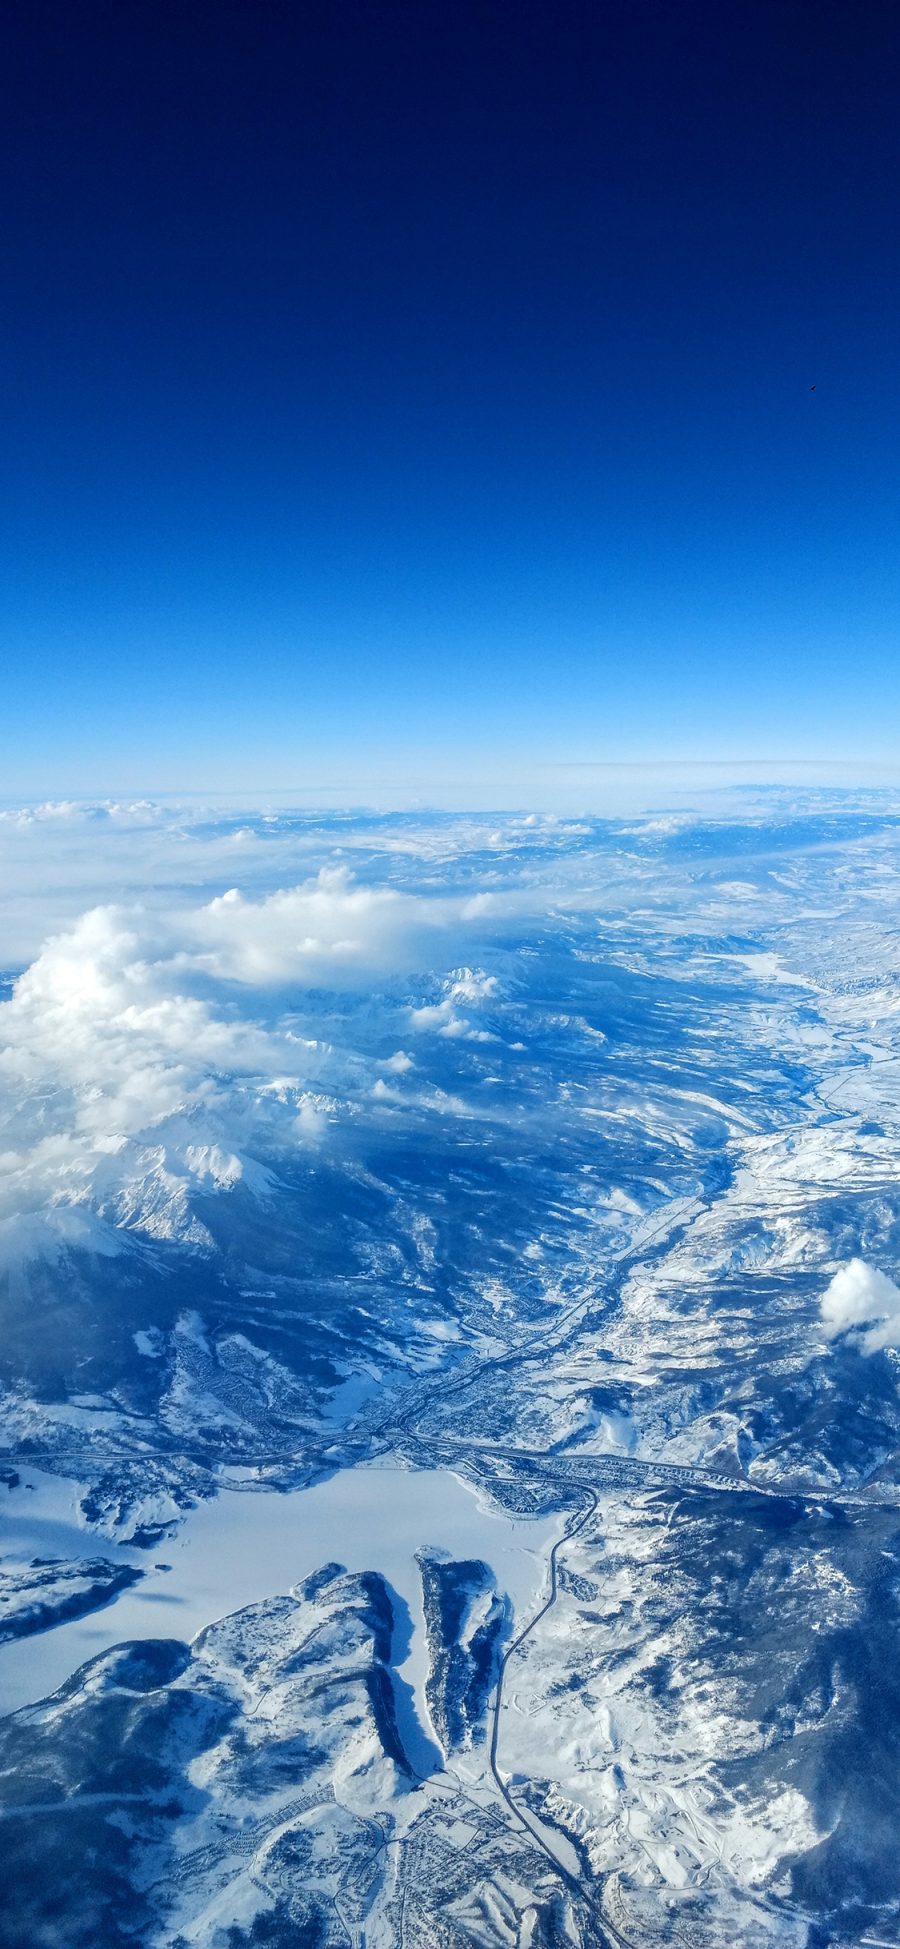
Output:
[[0, 803, 524, 966]]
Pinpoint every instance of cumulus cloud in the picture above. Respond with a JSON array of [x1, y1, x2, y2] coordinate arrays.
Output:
[[0, 797, 562, 972], [0, 870, 508, 1265], [820, 1258, 900, 1353], [447, 970, 499, 1003], [408, 966, 501, 1040], [188, 867, 451, 986], [0, 904, 309, 1260]]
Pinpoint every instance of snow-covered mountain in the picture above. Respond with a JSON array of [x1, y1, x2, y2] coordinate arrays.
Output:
[[3, 797, 900, 1945]]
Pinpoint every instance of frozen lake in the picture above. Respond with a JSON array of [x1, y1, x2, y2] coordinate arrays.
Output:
[[0, 1462, 561, 1754]]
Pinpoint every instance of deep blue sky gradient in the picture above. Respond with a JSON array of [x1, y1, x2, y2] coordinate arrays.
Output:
[[2, 1, 899, 793]]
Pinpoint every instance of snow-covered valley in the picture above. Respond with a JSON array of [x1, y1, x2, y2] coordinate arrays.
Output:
[[3, 797, 900, 1946]]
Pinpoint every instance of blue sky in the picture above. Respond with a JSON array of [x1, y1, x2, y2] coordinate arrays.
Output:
[[2, 1, 899, 798]]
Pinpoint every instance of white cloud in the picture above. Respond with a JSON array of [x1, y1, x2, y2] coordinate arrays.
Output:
[[0, 903, 300, 1260], [409, 967, 501, 1038], [820, 1257, 900, 1353], [188, 867, 449, 986], [0, 799, 564, 971], [0, 799, 163, 827], [0, 870, 510, 1265], [409, 1000, 455, 1031], [448, 969, 499, 1004]]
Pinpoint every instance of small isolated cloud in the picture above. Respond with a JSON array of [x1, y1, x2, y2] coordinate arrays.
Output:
[[409, 967, 500, 1037], [409, 1000, 455, 1031], [448, 969, 499, 1004], [820, 1257, 900, 1354]]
